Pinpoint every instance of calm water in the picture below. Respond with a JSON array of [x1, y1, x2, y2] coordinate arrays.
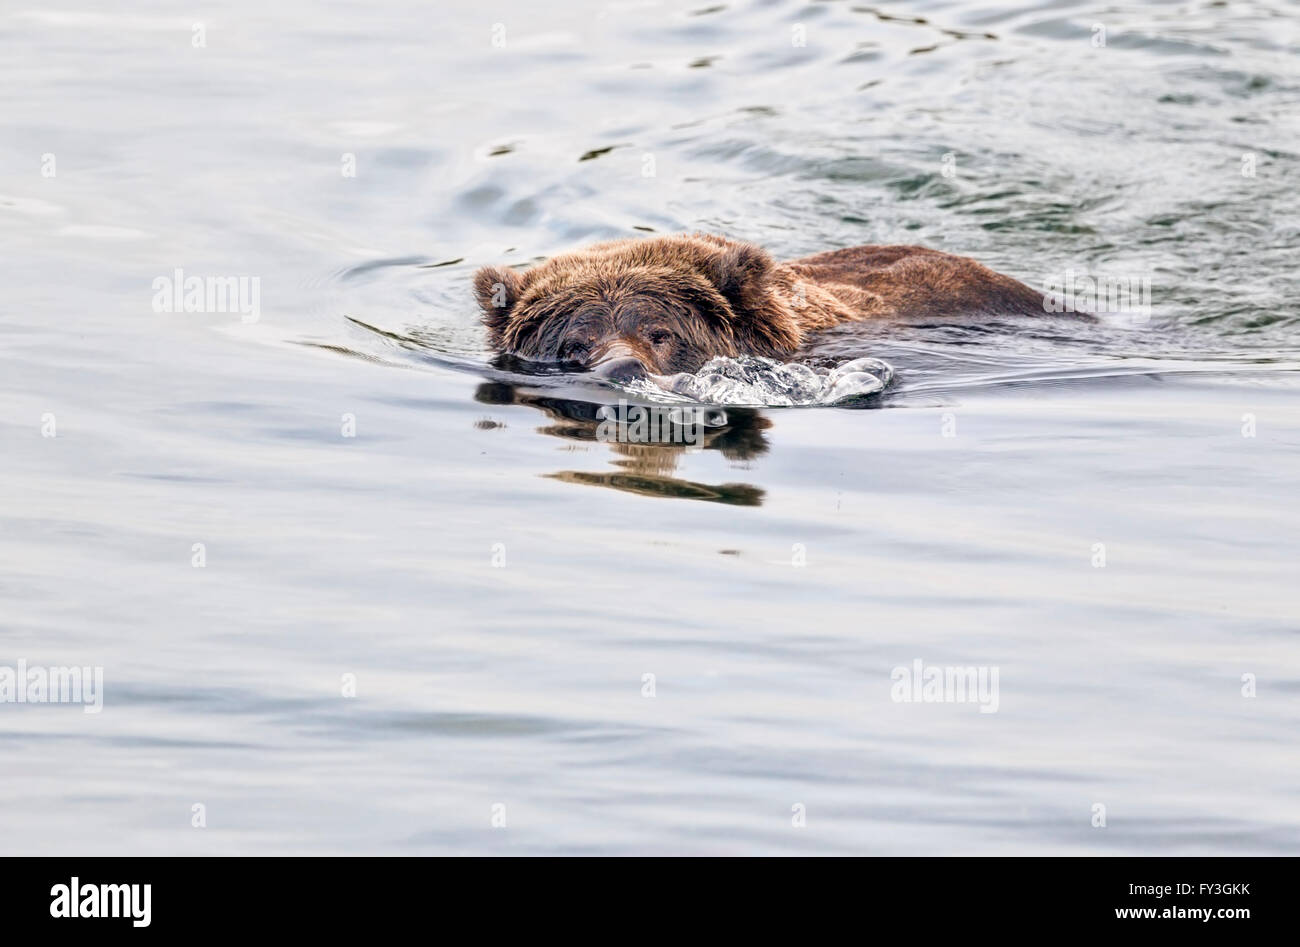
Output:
[[3, 0, 1299, 854]]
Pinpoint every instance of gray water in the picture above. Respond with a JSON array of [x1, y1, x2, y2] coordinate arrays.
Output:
[[2, 0, 1299, 855]]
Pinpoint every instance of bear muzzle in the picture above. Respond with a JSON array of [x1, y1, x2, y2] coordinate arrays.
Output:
[[590, 355, 649, 384]]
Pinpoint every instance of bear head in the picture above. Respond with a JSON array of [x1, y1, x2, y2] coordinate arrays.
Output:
[[472, 233, 802, 380]]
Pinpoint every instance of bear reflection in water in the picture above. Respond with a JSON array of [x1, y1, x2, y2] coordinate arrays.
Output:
[[473, 382, 768, 506]]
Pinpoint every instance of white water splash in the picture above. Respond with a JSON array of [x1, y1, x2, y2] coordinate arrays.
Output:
[[627, 355, 895, 406]]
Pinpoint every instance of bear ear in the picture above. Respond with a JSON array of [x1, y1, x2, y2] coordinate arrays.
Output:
[[473, 265, 525, 342], [700, 238, 776, 321], [691, 235, 800, 355]]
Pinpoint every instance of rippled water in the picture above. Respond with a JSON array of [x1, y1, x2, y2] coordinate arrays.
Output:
[[3, 1, 1299, 854]]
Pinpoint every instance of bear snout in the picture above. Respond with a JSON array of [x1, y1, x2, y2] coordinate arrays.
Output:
[[590, 356, 649, 384]]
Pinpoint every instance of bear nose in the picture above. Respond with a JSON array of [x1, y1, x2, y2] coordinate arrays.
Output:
[[591, 356, 647, 384]]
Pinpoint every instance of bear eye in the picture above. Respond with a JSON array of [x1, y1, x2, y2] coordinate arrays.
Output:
[[648, 329, 673, 346], [559, 340, 590, 361]]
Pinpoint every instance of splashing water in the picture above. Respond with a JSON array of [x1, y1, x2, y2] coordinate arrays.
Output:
[[625, 355, 895, 407]]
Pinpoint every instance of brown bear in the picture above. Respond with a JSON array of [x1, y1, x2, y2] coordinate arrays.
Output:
[[473, 233, 1051, 381]]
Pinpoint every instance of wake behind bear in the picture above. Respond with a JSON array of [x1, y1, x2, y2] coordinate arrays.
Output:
[[473, 232, 1060, 383]]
